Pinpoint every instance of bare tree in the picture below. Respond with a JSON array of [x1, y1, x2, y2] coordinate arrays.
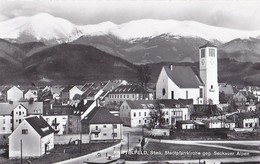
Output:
[[137, 65, 152, 99], [149, 99, 164, 129]]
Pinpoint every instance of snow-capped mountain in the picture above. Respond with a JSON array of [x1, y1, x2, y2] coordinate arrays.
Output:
[[0, 13, 82, 43], [1, 13, 260, 43]]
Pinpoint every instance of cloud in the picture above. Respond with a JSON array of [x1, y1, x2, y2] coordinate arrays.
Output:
[[0, 0, 260, 30]]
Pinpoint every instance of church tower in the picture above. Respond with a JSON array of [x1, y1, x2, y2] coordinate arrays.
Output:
[[199, 43, 219, 104]]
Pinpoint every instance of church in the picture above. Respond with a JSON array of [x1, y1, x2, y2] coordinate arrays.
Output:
[[156, 43, 219, 104]]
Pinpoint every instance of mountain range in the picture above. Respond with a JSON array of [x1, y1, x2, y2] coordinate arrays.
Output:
[[0, 13, 260, 86]]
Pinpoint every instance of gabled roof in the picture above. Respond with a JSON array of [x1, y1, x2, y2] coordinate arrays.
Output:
[[238, 91, 257, 100], [164, 66, 204, 88], [26, 116, 54, 137], [83, 107, 123, 124], [61, 86, 74, 92], [43, 103, 74, 116], [199, 42, 217, 49], [125, 99, 192, 109], [110, 85, 145, 94], [0, 102, 43, 115], [234, 112, 258, 119]]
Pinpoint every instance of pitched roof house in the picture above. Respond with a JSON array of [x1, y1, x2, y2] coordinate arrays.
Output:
[[9, 116, 55, 158], [82, 107, 123, 142]]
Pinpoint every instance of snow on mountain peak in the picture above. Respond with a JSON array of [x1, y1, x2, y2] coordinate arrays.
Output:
[[0, 13, 260, 43], [0, 13, 81, 42]]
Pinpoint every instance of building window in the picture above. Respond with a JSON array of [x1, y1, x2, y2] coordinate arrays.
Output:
[[127, 95, 129, 98], [201, 49, 205, 58], [113, 124, 117, 129], [139, 112, 141, 117], [103, 125, 106, 128], [95, 133, 99, 138], [186, 91, 188, 99], [209, 48, 215, 57], [139, 120, 141, 124], [199, 88, 203, 98], [144, 112, 146, 116], [112, 133, 117, 137], [95, 126, 98, 130], [162, 88, 166, 96], [19, 106, 21, 109], [211, 85, 213, 89], [19, 111, 21, 115], [133, 112, 136, 117], [19, 119, 21, 123], [2, 127, 5, 130], [103, 133, 107, 136], [3, 119, 5, 124], [166, 111, 168, 115], [22, 129, 28, 134], [171, 91, 174, 99]]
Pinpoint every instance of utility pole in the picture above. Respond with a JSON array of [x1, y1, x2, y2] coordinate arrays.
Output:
[[80, 120, 82, 155], [20, 140, 23, 164], [127, 133, 129, 153]]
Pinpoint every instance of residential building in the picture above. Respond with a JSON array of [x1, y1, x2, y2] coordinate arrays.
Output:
[[156, 43, 219, 104], [42, 102, 77, 135], [106, 84, 152, 105], [82, 107, 123, 142], [233, 91, 257, 106], [0, 102, 43, 135], [6, 86, 23, 102], [24, 88, 38, 101], [60, 86, 83, 104], [119, 99, 192, 127], [9, 116, 54, 158], [227, 112, 259, 128]]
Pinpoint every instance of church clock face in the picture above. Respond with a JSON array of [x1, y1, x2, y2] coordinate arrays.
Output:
[[201, 59, 205, 65], [210, 59, 214, 65]]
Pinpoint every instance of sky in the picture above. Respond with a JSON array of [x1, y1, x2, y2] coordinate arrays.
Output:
[[0, 0, 260, 31]]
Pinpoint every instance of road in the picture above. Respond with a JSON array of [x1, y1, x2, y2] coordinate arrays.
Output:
[[55, 126, 146, 164]]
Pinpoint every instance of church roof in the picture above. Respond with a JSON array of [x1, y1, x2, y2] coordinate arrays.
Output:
[[199, 42, 217, 49], [164, 66, 204, 88]]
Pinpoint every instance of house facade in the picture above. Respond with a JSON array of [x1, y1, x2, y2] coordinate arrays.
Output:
[[24, 89, 38, 101], [6, 86, 23, 102], [120, 99, 192, 128], [9, 116, 54, 158], [227, 112, 259, 128], [82, 107, 123, 142]]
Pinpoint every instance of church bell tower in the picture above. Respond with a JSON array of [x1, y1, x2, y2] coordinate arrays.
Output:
[[199, 43, 219, 104]]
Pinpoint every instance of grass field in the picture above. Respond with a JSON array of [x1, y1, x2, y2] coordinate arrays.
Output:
[[0, 142, 118, 164], [123, 141, 260, 161]]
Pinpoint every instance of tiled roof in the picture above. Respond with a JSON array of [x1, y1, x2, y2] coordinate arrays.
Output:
[[125, 99, 192, 109], [43, 103, 74, 116], [199, 42, 217, 49], [26, 116, 54, 137], [235, 112, 258, 119], [110, 85, 145, 94], [0, 102, 43, 115], [83, 107, 123, 124], [164, 66, 204, 88], [239, 91, 257, 99], [61, 86, 74, 92]]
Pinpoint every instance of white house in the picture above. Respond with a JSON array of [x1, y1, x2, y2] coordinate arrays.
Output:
[[6, 86, 23, 102], [0, 102, 43, 135], [227, 112, 259, 128], [24, 89, 38, 101], [9, 116, 54, 158], [120, 99, 192, 127], [82, 107, 123, 142], [202, 119, 225, 129], [156, 43, 219, 104]]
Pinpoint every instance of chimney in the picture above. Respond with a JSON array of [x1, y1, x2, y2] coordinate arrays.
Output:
[[96, 98, 100, 107], [170, 65, 173, 71], [84, 99, 88, 105]]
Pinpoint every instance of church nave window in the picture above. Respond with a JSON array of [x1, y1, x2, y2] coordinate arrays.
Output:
[[162, 88, 166, 96]]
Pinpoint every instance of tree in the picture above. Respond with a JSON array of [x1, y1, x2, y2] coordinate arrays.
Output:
[[149, 100, 164, 129], [227, 99, 238, 113], [136, 65, 152, 99]]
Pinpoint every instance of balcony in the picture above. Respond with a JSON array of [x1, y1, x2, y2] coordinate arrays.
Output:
[[91, 129, 101, 133]]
